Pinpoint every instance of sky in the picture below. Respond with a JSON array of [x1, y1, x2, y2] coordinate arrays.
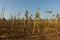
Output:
[[0, 0, 60, 19]]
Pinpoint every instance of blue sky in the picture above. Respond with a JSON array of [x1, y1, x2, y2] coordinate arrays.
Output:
[[0, 0, 60, 19]]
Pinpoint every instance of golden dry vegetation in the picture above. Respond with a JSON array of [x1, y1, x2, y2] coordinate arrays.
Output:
[[0, 10, 60, 40]]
